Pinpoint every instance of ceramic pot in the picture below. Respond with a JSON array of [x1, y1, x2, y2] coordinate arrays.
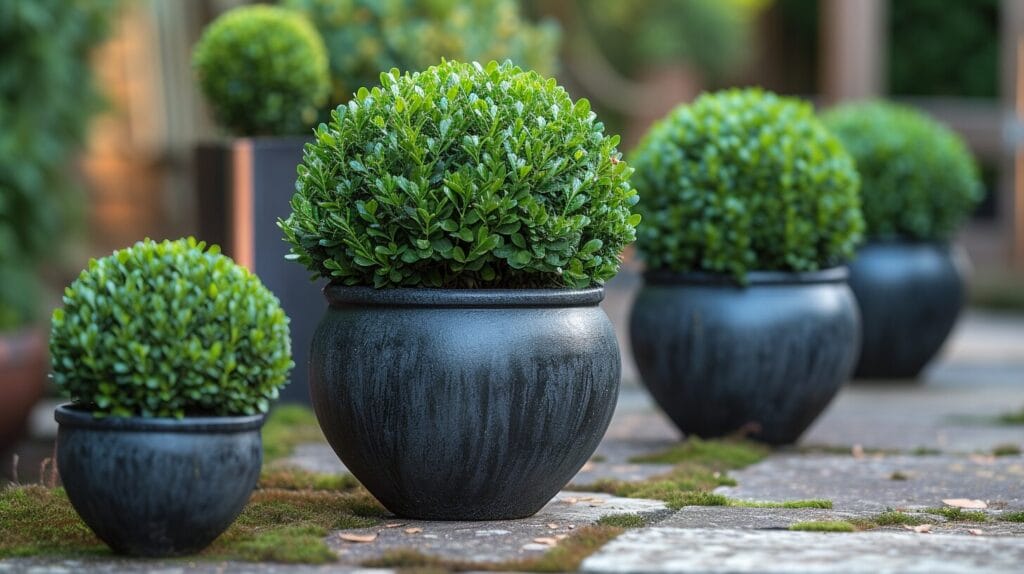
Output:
[[630, 268, 860, 445], [55, 405, 264, 557], [310, 286, 620, 520]]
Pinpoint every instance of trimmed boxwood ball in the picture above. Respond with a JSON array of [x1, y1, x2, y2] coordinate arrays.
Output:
[[823, 102, 983, 240], [280, 60, 640, 288], [49, 238, 293, 418], [192, 5, 329, 136], [630, 88, 863, 280]]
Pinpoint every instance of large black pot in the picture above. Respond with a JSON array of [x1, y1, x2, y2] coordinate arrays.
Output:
[[848, 241, 966, 380], [55, 405, 263, 557], [310, 286, 620, 520], [630, 268, 860, 445]]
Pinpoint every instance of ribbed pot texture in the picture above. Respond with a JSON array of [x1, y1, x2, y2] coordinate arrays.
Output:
[[309, 286, 621, 520], [630, 268, 860, 445], [848, 241, 965, 380], [55, 405, 264, 557]]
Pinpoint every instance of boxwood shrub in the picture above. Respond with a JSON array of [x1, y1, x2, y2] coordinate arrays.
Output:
[[630, 88, 863, 280], [280, 60, 640, 289], [192, 5, 329, 136], [823, 102, 983, 241], [50, 238, 293, 418]]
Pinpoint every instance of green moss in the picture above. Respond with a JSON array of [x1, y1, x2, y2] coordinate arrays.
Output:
[[998, 408, 1024, 425], [789, 520, 855, 533], [362, 525, 624, 572], [0, 472, 386, 563], [0, 486, 107, 558], [259, 467, 359, 491], [596, 513, 647, 528], [733, 499, 833, 509], [629, 437, 769, 468], [992, 444, 1022, 456], [890, 471, 909, 481], [572, 462, 736, 509], [926, 507, 988, 522], [911, 446, 942, 456], [872, 510, 926, 526], [263, 405, 326, 461], [999, 511, 1024, 523], [590, 454, 608, 463]]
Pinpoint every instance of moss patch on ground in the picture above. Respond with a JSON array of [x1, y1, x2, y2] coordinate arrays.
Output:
[[0, 469, 385, 563], [596, 513, 647, 528], [999, 407, 1024, 425], [362, 525, 624, 572], [629, 437, 769, 467], [733, 499, 833, 509], [262, 405, 326, 461], [789, 520, 856, 532], [999, 511, 1024, 523], [258, 466, 359, 491], [925, 507, 989, 522], [992, 443, 1022, 456]]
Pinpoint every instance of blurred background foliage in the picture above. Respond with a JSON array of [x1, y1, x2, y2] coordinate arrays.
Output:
[[283, 0, 559, 115], [0, 0, 118, 331]]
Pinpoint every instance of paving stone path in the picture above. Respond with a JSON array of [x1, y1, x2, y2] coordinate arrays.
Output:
[[3, 311, 1023, 572]]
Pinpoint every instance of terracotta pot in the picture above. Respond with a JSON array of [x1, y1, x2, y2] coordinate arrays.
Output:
[[0, 328, 47, 452]]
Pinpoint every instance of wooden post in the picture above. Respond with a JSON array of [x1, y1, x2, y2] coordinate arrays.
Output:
[[1004, 0, 1024, 267], [820, 0, 887, 105]]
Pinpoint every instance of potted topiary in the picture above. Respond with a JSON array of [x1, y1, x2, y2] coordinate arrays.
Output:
[[0, 0, 117, 451], [823, 102, 983, 380], [192, 4, 328, 402], [50, 238, 293, 557], [280, 60, 640, 520], [629, 88, 863, 445]]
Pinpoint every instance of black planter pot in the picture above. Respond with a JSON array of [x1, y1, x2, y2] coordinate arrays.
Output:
[[194, 137, 324, 404], [848, 241, 966, 380], [310, 286, 620, 520], [55, 405, 264, 557], [629, 268, 860, 445]]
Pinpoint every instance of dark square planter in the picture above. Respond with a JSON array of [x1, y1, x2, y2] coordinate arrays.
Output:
[[194, 137, 323, 403]]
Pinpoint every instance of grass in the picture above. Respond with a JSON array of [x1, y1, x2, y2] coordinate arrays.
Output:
[[999, 511, 1024, 523], [629, 437, 769, 467], [262, 405, 326, 461], [992, 444, 1022, 456], [596, 513, 647, 528], [362, 525, 624, 572], [0, 468, 385, 563], [871, 510, 926, 527], [789, 520, 855, 533], [732, 499, 833, 509]]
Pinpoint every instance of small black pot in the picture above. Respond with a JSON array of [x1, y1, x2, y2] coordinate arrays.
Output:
[[55, 405, 264, 557], [848, 241, 966, 380], [630, 268, 860, 445], [310, 286, 620, 520]]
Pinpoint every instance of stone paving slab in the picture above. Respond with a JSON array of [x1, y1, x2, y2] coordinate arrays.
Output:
[[328, 491, 668, 566], [0, 558, 393, 573], [720, 453, 1024, 512], [581, 527, 1024, 574]]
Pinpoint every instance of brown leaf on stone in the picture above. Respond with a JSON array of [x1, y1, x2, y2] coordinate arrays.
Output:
[[580, 461, 595, 472], [533, 537, 558, 546], [339, 532, 378, 543], [562, 497, 578, 505], [942, 498, 988, 509], [547, 523, 559, 529], [555, 534, 569, 540], [384, 523, 406, 528], [404, 527, 423, 534], [968, 529, 984, 536], [852, 444, 865, 459], [906, 524, 932, 533]]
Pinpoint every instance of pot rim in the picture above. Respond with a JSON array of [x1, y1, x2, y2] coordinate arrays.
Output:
[[643, 266, 849, 286], [54, 404, 265, 433], [323, 285, 606, 308]]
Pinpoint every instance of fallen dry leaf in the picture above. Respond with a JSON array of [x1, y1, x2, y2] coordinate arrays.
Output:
[[404, 527, 423, 534], [568, 524, 576, 529], [852, 444, 865, 458], [547, 523, 559, 530], [384, 523, 406, 528], [555, 534, 568, 540], [533, 537, 558, 546], [911, 524, 932, 533], [580, 461, 595, 472], [968, 529, 984, 536], [562, 497, 578, 505], [942, 498, 988, 509], [339, 532, 378, 543]]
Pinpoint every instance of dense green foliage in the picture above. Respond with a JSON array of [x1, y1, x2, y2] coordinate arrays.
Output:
[[192, 5, 329, 136], [281, 60, 639, 289], [823, 102, 983, 241], [0, 0, 117, 330], [50, 238, 293, 418], [284, 0, 558, 115], [575, 0, 755, 80], [888, 0, 998, 98], [631, 89, 862, 279]]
